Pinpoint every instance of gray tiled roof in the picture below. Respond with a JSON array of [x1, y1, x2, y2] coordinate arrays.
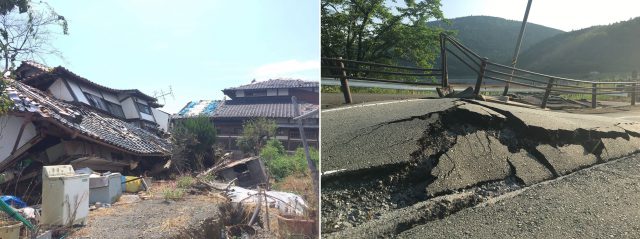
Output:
[[225, 79, 318, 90], [212, 100, 318, 119], [5, 79, 171, 156]]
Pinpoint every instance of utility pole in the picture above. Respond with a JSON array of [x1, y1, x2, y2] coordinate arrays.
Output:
[[503, 0, 533, 96]]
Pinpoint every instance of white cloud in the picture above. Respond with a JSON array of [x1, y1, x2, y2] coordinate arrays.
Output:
[[250, 59, 319, 81]]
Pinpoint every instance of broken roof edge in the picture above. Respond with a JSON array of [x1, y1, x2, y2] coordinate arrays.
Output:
[[217, 156, 260, 171], [18, 62, 160, 104]]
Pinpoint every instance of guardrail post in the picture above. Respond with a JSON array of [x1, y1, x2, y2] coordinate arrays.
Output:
[[632, 83, 637, 106], [541, 77, 554, 109], [440, 34, 449, 88], [473, 58, 488, 95], [337, 57, 353, 104], [591, 83, 597, 108]]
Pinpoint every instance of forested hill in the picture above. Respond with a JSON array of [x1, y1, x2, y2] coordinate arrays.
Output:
[[429, 16, 563, 75], [518, 17, 640, 75]]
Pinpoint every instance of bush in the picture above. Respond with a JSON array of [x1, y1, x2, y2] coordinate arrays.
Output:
[[170, 116, 217, 172], [260, 140, 318, 181]]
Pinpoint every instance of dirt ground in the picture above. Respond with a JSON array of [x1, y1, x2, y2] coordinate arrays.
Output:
[[68, 181, 227, 239], [64, 180, 314, 239]]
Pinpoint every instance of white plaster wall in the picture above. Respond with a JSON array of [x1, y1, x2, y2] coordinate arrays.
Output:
[[135, 98, 148, 105], [236, 90, 245, 97], [267, 89, 278, 96], [102, 92, 120, 104], [140, 112, 154, 121], [278, 88, 289, 96], [67, 80, 88, 104], [80, 84, 102, 98], [0, 115, 37, 164], [48, 79, 74, 101], [151, 108, 169, 132], [121, 98, 139, 119]]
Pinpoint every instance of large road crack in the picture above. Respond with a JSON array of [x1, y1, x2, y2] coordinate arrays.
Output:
[[323, 99, 640, 236]]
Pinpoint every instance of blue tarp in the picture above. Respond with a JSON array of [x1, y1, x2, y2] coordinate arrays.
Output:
[[1, 195, 27, 209], [177, 101, 197, 116], [202, 101, 220, 115]]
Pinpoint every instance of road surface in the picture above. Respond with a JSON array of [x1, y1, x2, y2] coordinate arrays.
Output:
[[321, 98, 640, 236], [399, 153, 640, 238]]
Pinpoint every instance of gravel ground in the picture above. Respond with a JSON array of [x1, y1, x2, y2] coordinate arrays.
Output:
[[68, 184, 226, 239]]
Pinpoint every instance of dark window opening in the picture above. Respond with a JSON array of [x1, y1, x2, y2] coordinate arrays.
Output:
[[137, 102, 152, 115], [233, 164, 249, 173], [84, 93, 109, 112], [289, 130, 300, 139], [106, 101, 125, 118], [244, 90, 267, 97]]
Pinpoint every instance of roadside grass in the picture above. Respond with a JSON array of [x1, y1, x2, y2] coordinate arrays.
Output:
[[163, 188, 185, 201]]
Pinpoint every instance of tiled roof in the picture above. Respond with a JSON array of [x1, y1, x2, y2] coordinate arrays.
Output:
[[212, 100, 318, 119], [5, 79, 171, 156], [22, 61, 51, 72], [18, 62, 161, 106], [225, 79, 318, 91]]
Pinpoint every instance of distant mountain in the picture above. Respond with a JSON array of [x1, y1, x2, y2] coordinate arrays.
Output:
[[430, 16, 564, 76], [518, 17, 640, 75]]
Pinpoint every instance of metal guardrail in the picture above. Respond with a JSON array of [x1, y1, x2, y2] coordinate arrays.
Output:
[[321, 57, 443, 104], [322, 33, 640, 108]]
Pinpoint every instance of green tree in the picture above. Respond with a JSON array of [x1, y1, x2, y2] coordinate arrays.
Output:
[[236, 118, 277, 155], [0, 1, 68, 72], [0, 79, 13, 115], [260, 139, 319, 181], [321, 0, 446, 68], [171, 116, 217, 172]]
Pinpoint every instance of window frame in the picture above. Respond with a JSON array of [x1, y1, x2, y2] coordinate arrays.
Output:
[[106, 101, 126, 118], [84, 93, 109, 112], [136, 102, 152, 115]]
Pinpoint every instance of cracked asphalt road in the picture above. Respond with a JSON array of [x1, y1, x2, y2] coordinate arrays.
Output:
[[399, 153, 640, 238], [321, 98, 640, 236], [321, 98, 459, 173]]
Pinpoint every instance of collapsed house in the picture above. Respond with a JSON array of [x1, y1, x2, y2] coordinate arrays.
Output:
[[174, 79, 319, 156], [0, 61, 171, 200]]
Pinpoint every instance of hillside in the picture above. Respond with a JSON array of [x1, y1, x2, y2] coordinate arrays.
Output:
[[430, 16, 564, 76], [518, 17, 640, 75]]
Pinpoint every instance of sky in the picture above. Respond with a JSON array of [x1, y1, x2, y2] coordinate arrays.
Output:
[[441, 0, 640, 31], [40, 0, 319, 113]]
